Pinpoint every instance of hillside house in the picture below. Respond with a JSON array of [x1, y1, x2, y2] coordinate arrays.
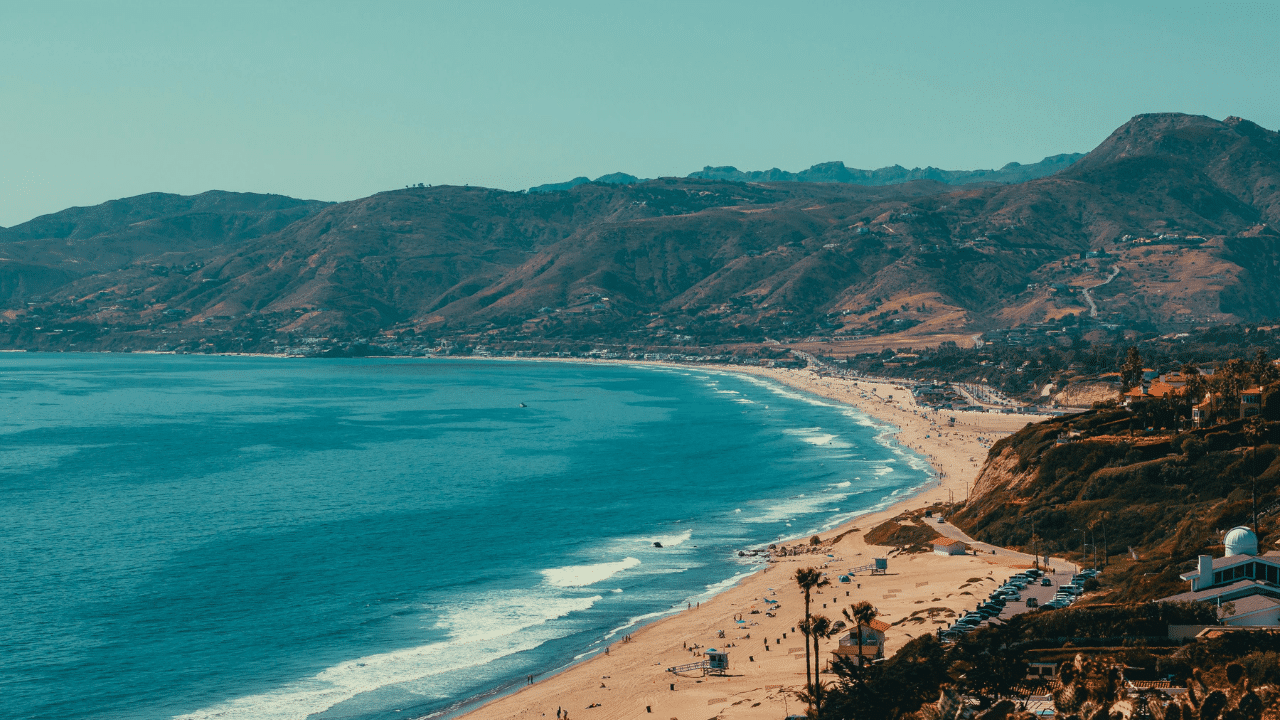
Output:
[[933, 538, 968, 556], [1241, 386, 1263, 419], [1124, 379, 1181, 403], [1192, 395, 1214, 428], [1160, 527, 1280, 627]]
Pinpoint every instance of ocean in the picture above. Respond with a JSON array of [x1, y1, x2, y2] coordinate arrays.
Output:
[[0, 355, 932, 720]]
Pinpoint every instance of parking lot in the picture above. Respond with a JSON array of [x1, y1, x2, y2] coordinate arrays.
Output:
[[943, 564, 1099, 638]]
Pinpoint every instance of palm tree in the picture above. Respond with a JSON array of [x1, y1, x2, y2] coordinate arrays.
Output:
[[842, 600, 879, 668], [808, 614, 835, 717], [794, 567, 829, 707]]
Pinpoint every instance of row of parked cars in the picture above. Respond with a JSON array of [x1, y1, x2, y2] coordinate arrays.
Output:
[[1041, 568, 1098, 610], [941, 568, 1100, 640]]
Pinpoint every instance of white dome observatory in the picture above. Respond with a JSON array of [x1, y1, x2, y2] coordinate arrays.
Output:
[[1224, 526, 1258, 557]]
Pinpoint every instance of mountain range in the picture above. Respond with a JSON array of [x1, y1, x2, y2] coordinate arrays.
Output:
[[2, 113, 1278, 355], [525, 154, 1084, 193]]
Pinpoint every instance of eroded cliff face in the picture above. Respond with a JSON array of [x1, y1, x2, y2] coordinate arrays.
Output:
[[968, 444, 1034, 502], [947, 407, 1280, 602]]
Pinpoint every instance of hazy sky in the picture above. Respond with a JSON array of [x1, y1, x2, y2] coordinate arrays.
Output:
[[2, 1, 1278, 227]]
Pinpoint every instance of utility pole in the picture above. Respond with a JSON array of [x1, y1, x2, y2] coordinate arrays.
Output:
[[1031, 516, 1039, 571], [1102, 523, 1108, 568], [1253, 476, 1259, 538]]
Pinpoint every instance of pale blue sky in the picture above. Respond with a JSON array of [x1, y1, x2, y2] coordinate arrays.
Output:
[[2, 1, 1277, 227]]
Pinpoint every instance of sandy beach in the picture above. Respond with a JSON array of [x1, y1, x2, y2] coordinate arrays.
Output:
[[452, 365, 1054, 720]]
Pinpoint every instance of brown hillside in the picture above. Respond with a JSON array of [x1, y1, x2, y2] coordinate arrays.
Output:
[[3, 113, 1280, 350]]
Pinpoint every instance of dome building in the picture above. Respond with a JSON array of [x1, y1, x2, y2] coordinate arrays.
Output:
[[1225, 526, 1259, 557], [1160, 525, 1280, 627]]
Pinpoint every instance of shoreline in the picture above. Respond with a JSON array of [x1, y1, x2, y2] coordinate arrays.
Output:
[[448, 361, 1049, 720], [3, 351, 1051, 719]]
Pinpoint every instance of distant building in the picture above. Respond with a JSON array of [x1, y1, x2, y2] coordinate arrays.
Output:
[[1160, 527, 1280, 627], [831, 618, 890, 666], [1026, 662, 1058, 681], [933, 538, 968, 556], [1242, 386, 1263, 419], [1192, 394, 1214, 427], [1124, 379, 1181, 403]]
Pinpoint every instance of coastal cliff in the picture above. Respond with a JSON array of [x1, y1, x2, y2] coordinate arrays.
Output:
[[950, 406, 1280, 601]]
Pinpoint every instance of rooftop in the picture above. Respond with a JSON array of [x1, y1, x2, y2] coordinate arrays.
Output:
[[1179, 550, 1280, 580], [1161, 578, 1280, 604], [1220, 594, 1280, 619]]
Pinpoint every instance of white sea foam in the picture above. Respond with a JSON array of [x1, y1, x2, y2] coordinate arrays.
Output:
[[743, 492, 847, 524], [689, 572, 752, 602], [173, 592, 600, 720], [638, 529, 692, 547], [541, 557, 641, 587], [734, 375, 837, 409], [832, 481, 852, 488], [604, 607, 681, 639]]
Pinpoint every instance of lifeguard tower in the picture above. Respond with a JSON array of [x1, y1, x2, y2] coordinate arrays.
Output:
[[666, 648, 729, 676], [848, 558, 888, 576]]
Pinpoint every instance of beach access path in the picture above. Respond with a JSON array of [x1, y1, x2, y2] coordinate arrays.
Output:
[[453, 364, 1070, 720]]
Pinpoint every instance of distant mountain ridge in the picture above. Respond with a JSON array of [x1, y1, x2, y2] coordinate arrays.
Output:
[[526, 153, 1084, 193], [689, 153, 1084, 185], [3, 113, 1280, 356]]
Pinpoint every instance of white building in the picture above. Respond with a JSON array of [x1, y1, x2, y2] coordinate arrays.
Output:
[[933, 538, 968, 556], [1160, 527, 1280, 627]]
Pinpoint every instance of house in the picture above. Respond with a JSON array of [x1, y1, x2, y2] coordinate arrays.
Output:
[[1220, 595, 1280, 625], [1241, 386, 1263, 419], [1192, 395, 1214, 428], [1160, 527, 1280, 627], [1026, 662, 1058, 681], [933, 538, 968, 556], [831, 618, 890, 666]]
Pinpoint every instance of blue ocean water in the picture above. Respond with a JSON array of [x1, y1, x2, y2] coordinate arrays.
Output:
[[0, 355, 932, 720]]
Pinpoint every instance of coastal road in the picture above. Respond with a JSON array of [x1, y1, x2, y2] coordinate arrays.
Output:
[[932, 517, 1079, 576], [1082, 265, 1121, 318]]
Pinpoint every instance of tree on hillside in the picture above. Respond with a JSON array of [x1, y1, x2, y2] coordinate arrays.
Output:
[[795, 567, 829, 710], [1121, 347, 1144, 393], [1252, 349, 1279, 387], [1213, 358, 1250, 414]]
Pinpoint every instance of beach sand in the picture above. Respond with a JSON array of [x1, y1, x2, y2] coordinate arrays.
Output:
[[453, 366, 1053, 720]]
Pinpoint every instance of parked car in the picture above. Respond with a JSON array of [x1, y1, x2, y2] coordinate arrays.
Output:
[[1026, 597, 1038, 607], [1041, 577, 1053, 586], [1002, 591, 1021, 601]]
